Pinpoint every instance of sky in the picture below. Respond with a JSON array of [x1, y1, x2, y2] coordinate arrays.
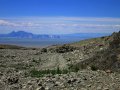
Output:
[[0, 0, 120, 34]]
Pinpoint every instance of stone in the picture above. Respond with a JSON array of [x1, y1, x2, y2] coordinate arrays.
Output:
[[54, 81, 61, 86], [67, 80, 72, 84], [71, 78, 77, 82], [97, 86, 102, 90], [36, 86, 45, 90], [38, 83, 42, 86], [105, 70, 112, 73], [7, 76, 19, 85], [104, 88, 109, 90], [45, 87, 51, 90]]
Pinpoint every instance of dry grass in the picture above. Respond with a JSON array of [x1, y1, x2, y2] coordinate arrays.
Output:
[[0, 44, 25, 49]]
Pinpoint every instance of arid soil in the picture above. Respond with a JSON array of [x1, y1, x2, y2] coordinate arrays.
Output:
[[0, 32, 120, 90]]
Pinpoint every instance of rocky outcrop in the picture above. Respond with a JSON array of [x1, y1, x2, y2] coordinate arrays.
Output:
[[49, 44, 77, 53], [77, 31, 120, 72], [109, 31, 120, 49]]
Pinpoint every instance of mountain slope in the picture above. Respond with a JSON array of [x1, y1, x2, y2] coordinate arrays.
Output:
[[74, 31, 120, 72], [0, 32, 120, 90]]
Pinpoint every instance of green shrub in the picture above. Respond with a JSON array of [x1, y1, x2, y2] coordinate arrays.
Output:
[[30, 67, 70, 77], [68, 63, 79, 72], [30, 69, 44, 77], [62, 69, 69, 74], [91, 65, 98, 71], [30, 65, 80, 78], [41, 48, 47, 52]]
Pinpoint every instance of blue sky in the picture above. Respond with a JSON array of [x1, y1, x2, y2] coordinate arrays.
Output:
[[0, 0, 120, 34]]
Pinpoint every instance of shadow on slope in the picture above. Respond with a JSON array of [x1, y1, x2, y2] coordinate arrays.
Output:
[[77, 31, 120, 72]]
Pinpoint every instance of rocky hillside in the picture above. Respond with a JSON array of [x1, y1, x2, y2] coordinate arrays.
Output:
[[76, 31, 120, 72], [0, 32, 120, 90]]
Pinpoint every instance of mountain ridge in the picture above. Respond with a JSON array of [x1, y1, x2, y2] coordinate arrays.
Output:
[[0, 31, 110, 39], [0, 31, 60, 39]]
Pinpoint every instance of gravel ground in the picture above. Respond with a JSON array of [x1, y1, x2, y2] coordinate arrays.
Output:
[[0, 33, 120, 90]]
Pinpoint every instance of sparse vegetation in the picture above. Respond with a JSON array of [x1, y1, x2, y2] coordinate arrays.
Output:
[[0, 44, 25, 49], [90, 65, 98, 71], [30, 66, 79, 77], [32, 59, 40, 64], [41, 48, 47, 52], [55, 45, 76, 53], [68, 63, 80, 72], [10, 64, 28, 70], [1, 31, 120, 89], [30, 68, 65, 77]]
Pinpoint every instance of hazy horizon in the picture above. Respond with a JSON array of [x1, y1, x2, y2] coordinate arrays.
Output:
[[0, 0, 120, 34]]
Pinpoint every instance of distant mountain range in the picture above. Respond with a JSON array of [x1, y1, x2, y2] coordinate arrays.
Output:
[[0, 31, 60, 39], [61, 33, 111, 38], [0, 31, 111, 39]]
